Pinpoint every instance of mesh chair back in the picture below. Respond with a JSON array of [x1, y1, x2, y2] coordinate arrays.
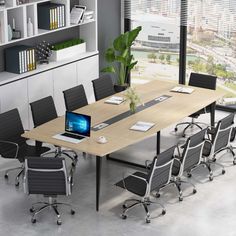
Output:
[[0, 109, 25, 148], [30, 96, 58, 127], [92, 76, 115, 101], [63, 84, 88, 111], [189, 73, 217, 90], [213, 113, 234, 152], [182, 129, 206, 172], [25, 157, 68, 195], [148, 146, 175, 192]]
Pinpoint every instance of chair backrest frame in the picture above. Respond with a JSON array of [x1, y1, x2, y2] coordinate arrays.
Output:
[[24, 157, 70, 196]]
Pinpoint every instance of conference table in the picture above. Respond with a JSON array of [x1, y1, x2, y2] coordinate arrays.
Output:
[[22, 80, 224, 211]]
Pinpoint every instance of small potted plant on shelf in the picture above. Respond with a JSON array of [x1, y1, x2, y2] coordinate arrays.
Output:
[[50, 38, 86, 61], [124, 87, 142, 114], [101, 26, 142, 92]]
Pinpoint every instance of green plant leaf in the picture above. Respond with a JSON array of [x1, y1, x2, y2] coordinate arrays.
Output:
[[128, 61, 138, 71], [113, 34, 126, 52], [105, 48, 116, 62], [127, 26, 142, 47], [101, 66, 116, 74]]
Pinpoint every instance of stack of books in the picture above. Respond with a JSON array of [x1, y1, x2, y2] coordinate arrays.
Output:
[[5, 45, 36, 74], [38, 3, 65, 30]]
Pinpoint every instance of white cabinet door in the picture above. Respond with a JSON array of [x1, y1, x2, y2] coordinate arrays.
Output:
[[28, 70, 54, 129], [77, 55, 99, 104], [53, 62, 77, 116], [0, 79, 29, 129]]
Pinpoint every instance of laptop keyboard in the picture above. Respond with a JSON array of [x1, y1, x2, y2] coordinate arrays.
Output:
[[61, 133, 85, 140]]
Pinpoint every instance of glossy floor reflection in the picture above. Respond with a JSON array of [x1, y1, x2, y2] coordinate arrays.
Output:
[[0, 111, 235, 236]]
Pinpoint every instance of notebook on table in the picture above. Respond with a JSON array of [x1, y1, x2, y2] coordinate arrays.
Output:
[[130, 121, 155, 132], [170, 86, 194, 94], [105, 96, 125, 105], [53, 111, 91, 144]]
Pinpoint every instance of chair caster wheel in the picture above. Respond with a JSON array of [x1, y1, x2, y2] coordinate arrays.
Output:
[[4, 174, 8, 179], [31, 218, 36, 224], [162, 209, 166, 215], [29, 208, 35, 213], [174, 128, 178, 132], [212, 158, 216, 162], [146, 218, 151, 223], [72, 162, 76, 167], [155, 193, 160, 198], [193, 189, 197, 194], [209, 176, 213, 181], [122, 204, 127, 209], [179, 197, 183, 201], [57, 220, 62, 225], [222, 169, 226, 175], [187, 173, 192, 178], [233, 160, 236, 165], [182, 134, 186, 138], [71, 210, 75, 215], [121, 214, 127, 220], [15, 182, 19, 187]]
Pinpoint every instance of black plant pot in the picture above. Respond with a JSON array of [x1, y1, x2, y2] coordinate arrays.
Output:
[[114, 84, 128, 93]]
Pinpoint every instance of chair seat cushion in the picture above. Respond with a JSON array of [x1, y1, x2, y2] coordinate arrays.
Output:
[[203, 141, 212, 157], [115, 172, 148, 197], [2, 143, 50, 162]]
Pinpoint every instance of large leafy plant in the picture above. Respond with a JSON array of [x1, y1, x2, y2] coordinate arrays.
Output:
[[102, 26, 142, 85]]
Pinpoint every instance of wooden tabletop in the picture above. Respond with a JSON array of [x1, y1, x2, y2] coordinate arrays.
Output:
[[22, 80, 224, 157]]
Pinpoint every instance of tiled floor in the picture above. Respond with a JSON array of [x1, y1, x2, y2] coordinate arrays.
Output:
[[0, 111, 235, 236]]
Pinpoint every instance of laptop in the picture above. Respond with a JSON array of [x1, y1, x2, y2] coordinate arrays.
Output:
[[53, 111, 91, 144]]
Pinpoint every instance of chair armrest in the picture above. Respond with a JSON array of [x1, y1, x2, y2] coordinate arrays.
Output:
[[0, 140, 19, 158], [145, 160, 152, 169]]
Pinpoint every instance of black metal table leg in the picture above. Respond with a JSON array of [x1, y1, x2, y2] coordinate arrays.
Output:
[[210, 102, 216, 127], [156, 131, 161, 155], [96, 156, 102, 211]]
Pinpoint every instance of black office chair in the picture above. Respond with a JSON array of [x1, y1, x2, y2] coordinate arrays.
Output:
[[30, 96, 78, 165], [115, 146, 175, 223], [172, 129, 210, 200], [203, 113, 235, 174], [24, 157, 75, 225], [92, 75, 115, 101], [0, 108, 49, 186], [175, 73, 217, 137], [63, 84, 88, 112], [230, 126, 236, 153]]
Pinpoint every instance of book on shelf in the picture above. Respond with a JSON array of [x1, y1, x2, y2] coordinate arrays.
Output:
[[170, 86, 194, 94], [70, 5, 86, 25], [5, 45, 36, 74], [38, 3, 65, 30]]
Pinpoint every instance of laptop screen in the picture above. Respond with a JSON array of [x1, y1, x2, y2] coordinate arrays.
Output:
[[65, 111, 91, 137]]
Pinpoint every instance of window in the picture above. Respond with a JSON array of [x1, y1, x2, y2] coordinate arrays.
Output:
[[124, 0, 236, 110], [124, 0, 181, 84], [186, 0, 236, 109]]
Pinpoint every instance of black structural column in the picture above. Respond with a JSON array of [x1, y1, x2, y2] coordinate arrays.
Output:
[[156, 131, 161, 155], [179, 0, 188, 85], [96, 156, 102, 211], [210, 102, 216, 127]]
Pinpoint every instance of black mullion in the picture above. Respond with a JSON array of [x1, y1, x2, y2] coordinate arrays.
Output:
[[179, 0, 188, 85]]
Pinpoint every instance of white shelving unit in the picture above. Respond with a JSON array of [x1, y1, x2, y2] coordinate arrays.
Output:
[[0, 0, 97, 49]]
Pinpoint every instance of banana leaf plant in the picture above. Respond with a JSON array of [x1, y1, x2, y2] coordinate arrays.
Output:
[[101, 26, 142, 86]]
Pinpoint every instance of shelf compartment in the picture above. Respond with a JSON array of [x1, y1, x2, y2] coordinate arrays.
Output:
[[26, 3, 37, 36], [7, 6, 26, 42]]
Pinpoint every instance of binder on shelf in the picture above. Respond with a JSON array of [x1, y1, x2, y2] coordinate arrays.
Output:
[[5, 45, 36, 74], [38, 3, 65, 30]]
